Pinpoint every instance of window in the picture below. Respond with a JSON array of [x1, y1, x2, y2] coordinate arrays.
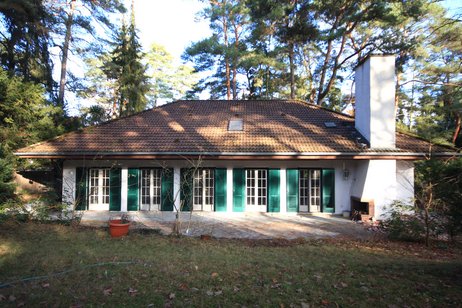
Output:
[[299, 169, 321, 212], [193, 169, 214, 211], [228, 119, 243, 131], [140, 169, 162, 210], [246, 169, 267, 207], [89, 168, 110, 206]]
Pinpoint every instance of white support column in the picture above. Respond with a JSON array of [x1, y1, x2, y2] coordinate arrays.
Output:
[[121, 167, 128, 212], [62, 166, 76, 211], [280, 168, 287, 213], [173, 167, 181, 212], [227, 167, 233, 212]]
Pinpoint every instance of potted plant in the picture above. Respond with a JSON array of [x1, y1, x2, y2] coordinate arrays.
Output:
[[109, 214, 131, 237]]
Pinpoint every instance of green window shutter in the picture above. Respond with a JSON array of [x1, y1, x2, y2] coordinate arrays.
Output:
[[180, 168, 193, 211], [109, 168, 121, 211], [233, 168, 245, 212], [322, 169, 335, 213], [75, 167, 88, 210], [214, 168, 227, 212], [268, 169, 280, 212], [286, 169, 299, 212], [161, 169, 174, 211], [127, 168, 139, 211]]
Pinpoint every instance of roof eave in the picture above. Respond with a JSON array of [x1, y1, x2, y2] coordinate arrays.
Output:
[[14, 151, 461, 160]]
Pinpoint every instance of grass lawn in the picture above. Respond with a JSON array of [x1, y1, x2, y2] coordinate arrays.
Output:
[[0, 221, 461, 307]]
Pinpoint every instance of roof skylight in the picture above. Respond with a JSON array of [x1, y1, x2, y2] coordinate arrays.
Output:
[[324, 122, 337, 128], [228, 119, 243, 131]]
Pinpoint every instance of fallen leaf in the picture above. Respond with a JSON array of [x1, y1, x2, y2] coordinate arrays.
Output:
[[17, 301, 25, 307], [128, 288, 138, 296], [233, 286, 240, 292], [214, 290, 222, 296], [301, 302, 310, 308], [168, 292, 175, 300], [8, 295, 16, 302], [211, 272, 219, 278], [190, 288, 199, 292], [179, 283, 188, 291], [42, 283, 50, 288], [321, 299, 329, 305], [103, 287, 112, 296], [0, 294, 6, 301], [206, 290, 214, 296]]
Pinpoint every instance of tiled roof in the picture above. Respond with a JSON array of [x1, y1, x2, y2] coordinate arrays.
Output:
[[15, 100, 458, 158]]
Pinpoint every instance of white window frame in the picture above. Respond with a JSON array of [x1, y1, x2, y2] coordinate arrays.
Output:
[[193, 169, 214, 211], [245, 169, 267, 211], [299, 169, 321, 212], [88, 168, 110, 211], [140, 169, 162, 211]]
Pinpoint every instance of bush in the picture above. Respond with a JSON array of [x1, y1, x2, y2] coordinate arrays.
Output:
[[381, 201, 425, 242]]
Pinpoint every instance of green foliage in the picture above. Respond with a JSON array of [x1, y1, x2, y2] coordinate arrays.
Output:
[[146, 43, 198, 105], [0, 68, 63, 202], [0, 0, 54, 94], [416, 158, 462, 239], [101, 8, 149, 117], [381, 201, 426, 242], [0, 148, 15, 204]]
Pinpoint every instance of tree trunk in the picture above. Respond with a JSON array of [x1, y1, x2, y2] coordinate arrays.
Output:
[[58, 0, 76, 110], [452, 114, 461, 146], [289, 42, 295, 99], [223, 15, 231, 100], [232, 24, 239, 99]]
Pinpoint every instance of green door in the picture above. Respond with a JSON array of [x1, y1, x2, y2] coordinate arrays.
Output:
[[322, 169, 335, 213], [268, 169, 280, 212], [75, 167, 88, 210], [233, 168, 245, 212], [109, 168, 121, 211], [161, 169, 174, 211], [286, 169, 299, 212], [127, 168, 139, 211], [214, 168, 227, 212]]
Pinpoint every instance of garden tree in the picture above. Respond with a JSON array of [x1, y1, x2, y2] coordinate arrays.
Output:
[[47, 0, 125, 111], [102, 1, 149, 117], [414, 158, 462, 245], [146, 43, 198, 106], [0, 0, 54, 97], [184, 0, 250, 100], [80, 105, 111, 126], [247, 0, 317, 99], [411, 5, 462, 147], [0, 68, 63, 202]]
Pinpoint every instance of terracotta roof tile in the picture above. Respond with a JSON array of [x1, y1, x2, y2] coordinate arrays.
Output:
[[15, 100, 458, 157]]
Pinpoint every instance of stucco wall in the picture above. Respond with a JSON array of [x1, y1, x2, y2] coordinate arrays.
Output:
[[62, 159, 357, 214]]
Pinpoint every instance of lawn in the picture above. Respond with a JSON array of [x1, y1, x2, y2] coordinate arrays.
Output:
[[0, 221, 461, 307]]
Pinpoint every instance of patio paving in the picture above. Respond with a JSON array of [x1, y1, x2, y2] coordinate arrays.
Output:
[[79, 211, 376, 240]]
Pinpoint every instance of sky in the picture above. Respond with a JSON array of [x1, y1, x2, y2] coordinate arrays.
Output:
[[133, 0, 211, 63]]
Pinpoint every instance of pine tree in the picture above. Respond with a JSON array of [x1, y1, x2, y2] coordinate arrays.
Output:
[[104, 1, 149, 117]]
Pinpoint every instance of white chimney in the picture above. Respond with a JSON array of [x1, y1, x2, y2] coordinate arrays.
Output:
[[355, 55, 396, 149]]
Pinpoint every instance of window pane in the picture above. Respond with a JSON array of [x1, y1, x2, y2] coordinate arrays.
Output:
[[299, 169, 309, 207], [152, 169, 161, 206], [89, 169, 99, 204], [246, 170, 255, 205], [102, 169, 109, 205], [141, 169, 150, 206]]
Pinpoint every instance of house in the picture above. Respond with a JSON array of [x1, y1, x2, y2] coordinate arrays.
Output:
[[15, 55, 459, 219]]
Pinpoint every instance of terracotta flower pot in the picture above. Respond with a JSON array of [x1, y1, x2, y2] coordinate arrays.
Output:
[[109, 219, 130, 237]]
